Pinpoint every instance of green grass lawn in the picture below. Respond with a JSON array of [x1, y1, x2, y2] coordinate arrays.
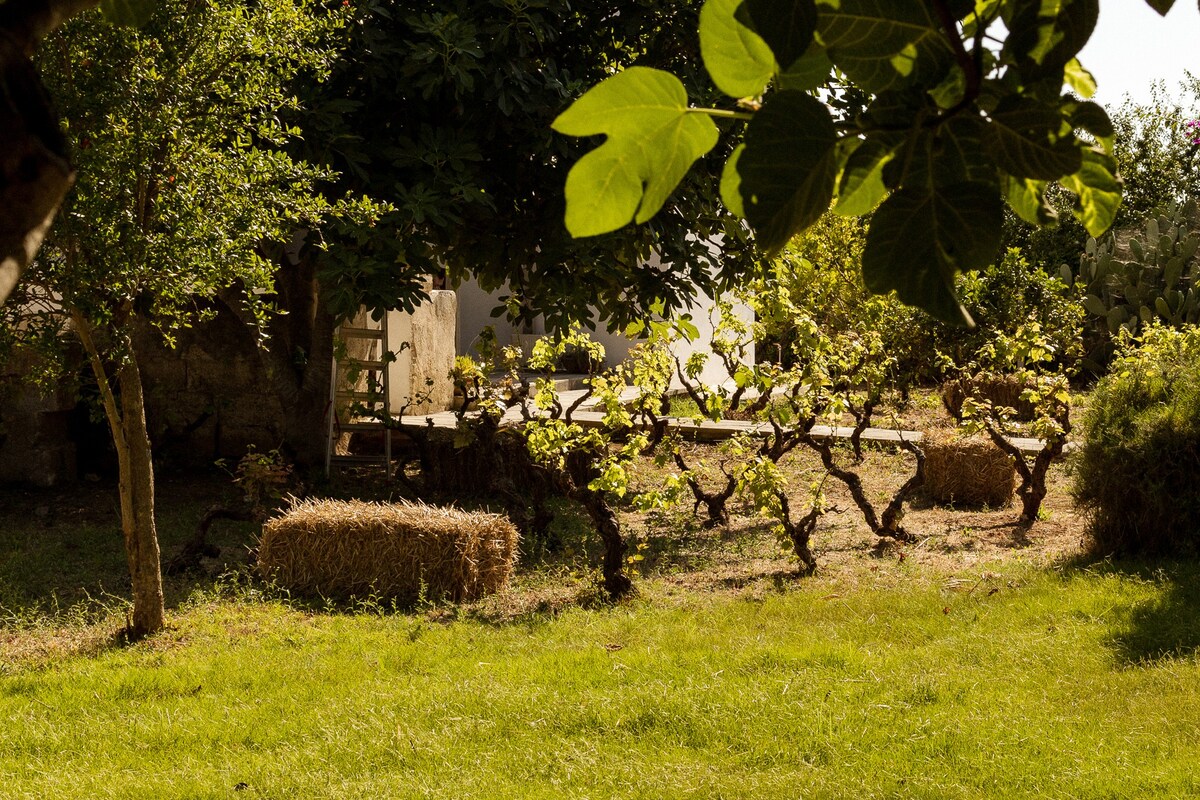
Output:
[[5, 561, 1200, 799], [4, 477, 1200, 798]]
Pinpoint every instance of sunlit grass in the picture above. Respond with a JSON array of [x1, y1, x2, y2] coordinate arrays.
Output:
[[4, 563, 1200, 799]]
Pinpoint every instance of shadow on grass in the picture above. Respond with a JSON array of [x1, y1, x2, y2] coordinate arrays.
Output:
[[1061, 554, 1200, 665], [0, 473, 256, 621]]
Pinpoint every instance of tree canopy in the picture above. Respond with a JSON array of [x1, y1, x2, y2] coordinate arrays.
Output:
[[2, 0, 1198, 326], [294, 0, 755, 330]]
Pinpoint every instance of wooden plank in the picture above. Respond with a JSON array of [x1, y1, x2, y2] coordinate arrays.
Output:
[[339, 327, 386, 340], [387, 405, 1063, 456]]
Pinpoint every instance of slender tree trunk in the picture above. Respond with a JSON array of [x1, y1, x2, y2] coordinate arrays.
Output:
[[75, 313, 165, 637], [116, 359, 164, 636]]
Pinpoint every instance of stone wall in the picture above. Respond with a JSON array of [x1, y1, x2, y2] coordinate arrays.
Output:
[[0, 361, 78, 486], [136, 305, 285, 465]]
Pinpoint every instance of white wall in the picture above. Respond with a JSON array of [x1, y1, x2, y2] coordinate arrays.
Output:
[[387, 290, 457, 414], [453, 274, 754, 390]]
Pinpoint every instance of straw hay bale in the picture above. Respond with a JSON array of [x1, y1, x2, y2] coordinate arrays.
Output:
[[942, 373, 1036, 421], [922, 429, 1016, 508], [258, 498, 518, 602]]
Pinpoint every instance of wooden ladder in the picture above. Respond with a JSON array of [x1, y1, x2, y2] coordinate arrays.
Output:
[[325, 314, 393, 478]]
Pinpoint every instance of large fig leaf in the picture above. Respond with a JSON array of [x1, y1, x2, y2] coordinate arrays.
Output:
[[720, 145, 747, 217], [885, 114, 995, 190], [1003, 0, 1099, 79], [985, 96, 1082, 180], [553, 68, 719, 237], [699, 0, 775, 98], [736, 90, 839, 254], [1003, 175, 1058, 226], [1144, 0, 1176, 14], [1067, 100, 1115, 149], [1060, 148, 1122, 237], [816, 0, 954, 92], [862, 181, 1004, 325], [777, 46, 834, 91], [834, 138, 895, 216], [741, 0, 818, 71]]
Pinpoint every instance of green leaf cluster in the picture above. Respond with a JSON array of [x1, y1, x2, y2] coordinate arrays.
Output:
[[551, 0, 1184, 324], [21, 0, 341, 351], [1073, 322, 1200, 555]]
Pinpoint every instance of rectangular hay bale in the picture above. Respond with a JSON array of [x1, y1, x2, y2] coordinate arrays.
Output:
[[258, 498, 518, 602], [942, 373, 1037, 421], [922, 430, 1016, 509]]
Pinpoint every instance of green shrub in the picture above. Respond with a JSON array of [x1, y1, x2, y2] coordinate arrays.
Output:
[[938, 247, 1084, 375], [1072, 324, 1200, 555], [772, 222, 1081, 381]]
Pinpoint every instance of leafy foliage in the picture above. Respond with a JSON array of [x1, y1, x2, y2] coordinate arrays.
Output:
[[938, 247, 1085, 375], [298, 0, 754, 329], [1, 0, 344, 635], [1073, 323, 1200, 555], [550, 0, 1182, 324], [21, 1, 339, 340]]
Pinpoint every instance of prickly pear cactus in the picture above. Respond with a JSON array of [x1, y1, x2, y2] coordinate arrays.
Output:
[[1065, 201, 1200, 337]]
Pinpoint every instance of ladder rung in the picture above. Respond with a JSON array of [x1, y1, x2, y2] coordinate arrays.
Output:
[[340, 327, 386, 340], [340, 359, 386, 370], [329, 454, 391, 465], [337, 391, 385, 401], [336, 421, 388, 431]]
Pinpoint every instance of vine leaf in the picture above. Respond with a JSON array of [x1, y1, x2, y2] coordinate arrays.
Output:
[[1143, 0, 1176, 14], [863, 182, 1004, 325], [737, 90, 838, 254], [699, 0, 775, 98], [553, 67, 719, 237]]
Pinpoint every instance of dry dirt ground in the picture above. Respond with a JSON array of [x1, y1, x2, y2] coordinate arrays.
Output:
[[0, 385, 1092, 632], [637, 443, 1083, 572], [466, 430, 1090, 623]]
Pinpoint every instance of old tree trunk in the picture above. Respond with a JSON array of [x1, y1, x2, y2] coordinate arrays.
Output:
[[76, 314, 165, 637]]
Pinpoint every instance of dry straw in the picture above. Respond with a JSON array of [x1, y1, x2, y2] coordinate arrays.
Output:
[[922, 429, 1016, 508], [258, 498, 518, 603], [942, 373, 1036, 421]]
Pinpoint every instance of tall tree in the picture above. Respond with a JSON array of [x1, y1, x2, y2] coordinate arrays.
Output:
[[3, 0, 339, 636], [298, 0, 755, 331], [222, 0, 759, 468]]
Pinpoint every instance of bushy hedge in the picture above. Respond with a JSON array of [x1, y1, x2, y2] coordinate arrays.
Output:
[[1072, 324, 1200, 555]]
